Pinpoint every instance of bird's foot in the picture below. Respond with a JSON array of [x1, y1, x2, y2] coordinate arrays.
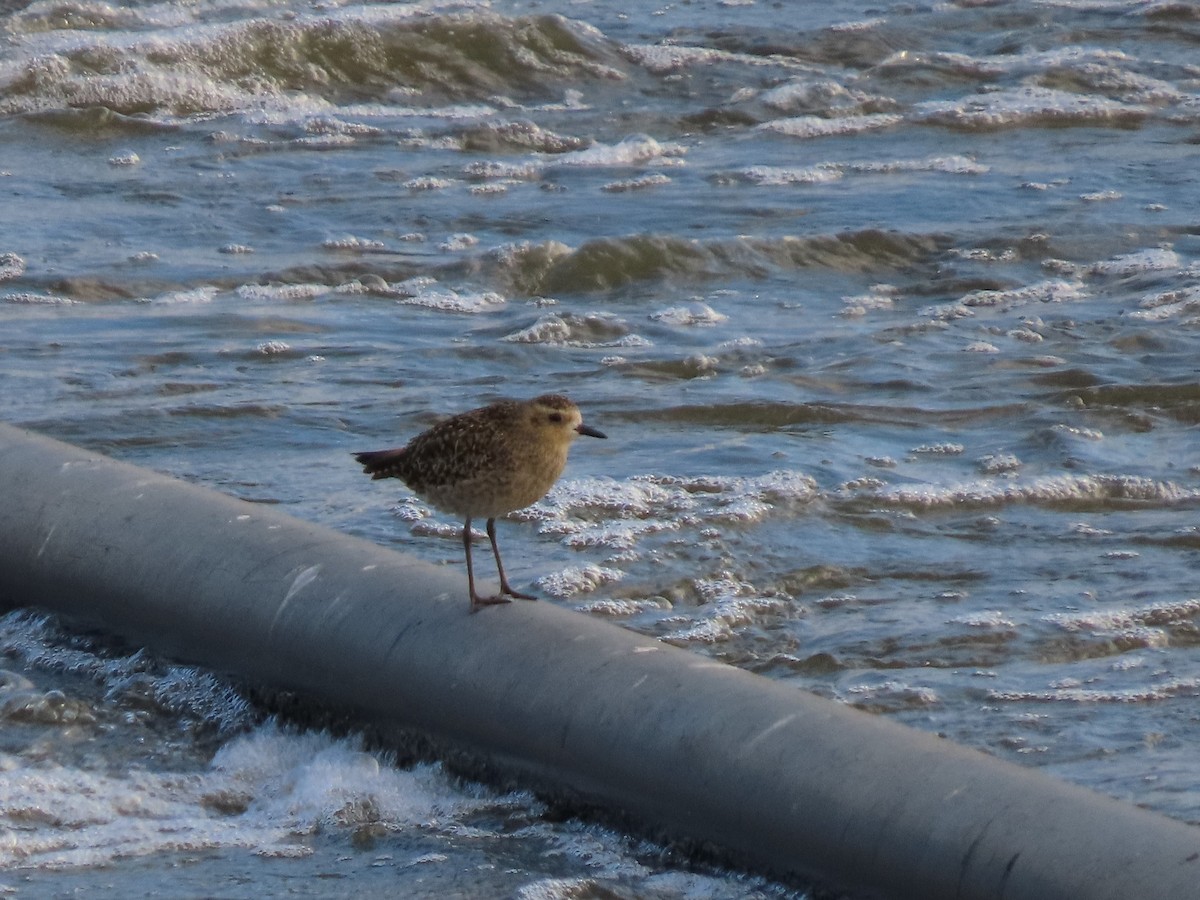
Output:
[[502, 586, 538, 601], [470, 593, 513, 613]]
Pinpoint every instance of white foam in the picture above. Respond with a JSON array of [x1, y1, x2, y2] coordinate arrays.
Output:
[[921, 300, 974, 320], [758, 78, 881, 113], [387, 103, 498, 122], [601, 173, 672, 192], [2, 292, 75, 305], [861, 474, 1200, 510], [236, 285, 331, 303], [988, 675, 1200, 704], [573, 597, 664, 617], [963, 340, 1000, 353], [0, 719, 516, 871], [661, 576, 794, 644], [758, 113, 902, 138], [1071, 522, 1114, 536], [910, 442, 964, 456], [463, 159, 542, 180], [1053, 424, 1104, 441], [1089, 247, 1181, 276], [374, 278, 507, 313], [622, 42, 802, 75], [950, 610, 1017, 629], [404, 176, 458, 191], [322, 235, 387, 251], [0, 253, 26, 282], [1128, 285, 1200, 321], [915, 86, 1149, 128], [438, 233, 479, 252], [547, 135, 687, 168], [530, 472, 818, 552], [739, 154, 984, 189], [1044, 597, 1200, 637], [739, 165, 844, 185], [537, 564, 625, 598], [976, 454, 1022, 474], [951, 247, 1018, 262], [502, 313, 649, 348], [152, 286, 219, 304], [849, 155, 989, 176], [876, 49, 1005, 79], [649, 301, 728, 326], [1007, 328, 1044, 343], [844, 679, 940, 709], [959, 279, 1088, 310], [0, 681, 95, 725], [0, 611, 252, 734], [840, 284, 898, 317], [830, 17, 888, 33], [1080, 189, 1122, 203]]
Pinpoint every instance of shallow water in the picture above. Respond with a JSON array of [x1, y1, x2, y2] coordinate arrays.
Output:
[[2, 0, 1200, 895]]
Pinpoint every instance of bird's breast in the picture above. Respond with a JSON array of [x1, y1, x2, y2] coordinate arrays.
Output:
[[409, 443, 568, 519]]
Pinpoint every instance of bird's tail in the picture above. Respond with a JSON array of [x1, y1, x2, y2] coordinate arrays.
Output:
[[353, 448, 408, 480]]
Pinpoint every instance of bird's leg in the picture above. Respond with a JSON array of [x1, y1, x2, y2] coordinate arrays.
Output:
[[487, 517, 537, 601], [465, 516, 510, 611]]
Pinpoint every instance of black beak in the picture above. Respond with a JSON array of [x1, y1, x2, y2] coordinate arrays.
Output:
[[576, 423, 607, 439]]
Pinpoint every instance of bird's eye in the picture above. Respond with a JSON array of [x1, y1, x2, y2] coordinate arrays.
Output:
[[548, 412, 564, 423]]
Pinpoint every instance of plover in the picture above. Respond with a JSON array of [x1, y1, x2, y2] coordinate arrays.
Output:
[[355, 394, 606, 610]]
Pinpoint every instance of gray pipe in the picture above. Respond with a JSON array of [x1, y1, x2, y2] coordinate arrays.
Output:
[[0, 421, 1196, 899]]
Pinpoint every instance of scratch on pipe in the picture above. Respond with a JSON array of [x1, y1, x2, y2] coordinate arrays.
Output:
[[742, 713, 799, 754], [269, 564, 322, 638], [36, 525, 56, 557]]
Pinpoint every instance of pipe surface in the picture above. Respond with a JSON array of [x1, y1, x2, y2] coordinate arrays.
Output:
[[0, 421, 1196, 899]]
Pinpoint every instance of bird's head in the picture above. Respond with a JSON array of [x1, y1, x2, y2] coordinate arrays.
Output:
[[528, 394, 607, 443]]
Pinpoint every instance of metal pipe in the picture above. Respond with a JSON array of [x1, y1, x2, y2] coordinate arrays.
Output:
[[0, 422, 1196, 899]]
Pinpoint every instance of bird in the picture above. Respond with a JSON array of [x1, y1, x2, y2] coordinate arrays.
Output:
[[354, 393, 606, 611]]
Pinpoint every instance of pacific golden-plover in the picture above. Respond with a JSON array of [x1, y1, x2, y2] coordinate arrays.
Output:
[[354, 393, 606, 610]]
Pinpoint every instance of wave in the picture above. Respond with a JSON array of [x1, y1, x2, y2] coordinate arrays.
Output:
[[0, 8, 625, 120], [846, 473, 1200, 512], [492, 230, 946, 294]]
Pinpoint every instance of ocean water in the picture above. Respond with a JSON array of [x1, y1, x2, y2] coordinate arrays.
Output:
[[2, 0, 1200, 895]]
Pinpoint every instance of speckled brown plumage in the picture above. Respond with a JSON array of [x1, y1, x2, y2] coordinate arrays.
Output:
[[354, 394, 606, 610]]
